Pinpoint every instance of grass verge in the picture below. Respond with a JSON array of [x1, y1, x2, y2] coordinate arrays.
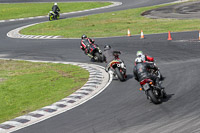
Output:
[[0, 60, 89, 123], [0, 2, 111, 20], [21, 2, 200, 38]]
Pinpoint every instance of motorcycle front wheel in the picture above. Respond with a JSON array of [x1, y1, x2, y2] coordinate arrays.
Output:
[[115, 67, 125, 81], [49, 15, 53, 21]]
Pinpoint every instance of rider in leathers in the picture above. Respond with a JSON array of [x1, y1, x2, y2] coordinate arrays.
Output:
[[136, 51, 163, 80], [133, 57, 167, 97], [80, 34, 95, 58], [136, 51, 154, 63], [52, 3, 60, 18]]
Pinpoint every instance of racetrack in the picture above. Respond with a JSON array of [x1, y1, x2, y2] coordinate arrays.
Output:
[[1, 0, 200, 133]]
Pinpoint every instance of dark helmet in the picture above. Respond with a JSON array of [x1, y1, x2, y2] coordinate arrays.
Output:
[[104, 45, 111, 51], [81, 34, 87, 39]]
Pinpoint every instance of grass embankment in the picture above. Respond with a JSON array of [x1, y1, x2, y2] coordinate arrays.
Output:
[[21, 3, 200, 38], [0, 2, 111, 20], [0, 60, 89, 123]]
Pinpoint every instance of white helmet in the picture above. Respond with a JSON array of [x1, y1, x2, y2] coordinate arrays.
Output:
[[54, 3, 57, 5], [135, 57, 143, 64], [136, 51, 143, 57], [136, 51, 145, 61]]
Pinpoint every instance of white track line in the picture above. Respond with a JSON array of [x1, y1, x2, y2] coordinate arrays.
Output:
[[0, 58, 112, 133], [1, 1, 122, 23]]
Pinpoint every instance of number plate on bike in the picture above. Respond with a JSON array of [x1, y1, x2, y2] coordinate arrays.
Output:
[[143, 83, 150, 91]]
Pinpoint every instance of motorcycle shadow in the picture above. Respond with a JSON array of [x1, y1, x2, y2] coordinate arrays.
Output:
[[126, 74, 134, 81], [162, 93, 175, 103], [90, 58, 103, 63], [160, 76, 166, 81], [112, 74, 133, 81]]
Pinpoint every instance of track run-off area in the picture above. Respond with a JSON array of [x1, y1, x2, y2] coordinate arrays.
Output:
[[1, 0, 200, 133]]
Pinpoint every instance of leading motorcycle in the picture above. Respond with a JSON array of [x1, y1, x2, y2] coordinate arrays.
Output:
[[139, 78, 165, 104], [48, 11, 60, 21]]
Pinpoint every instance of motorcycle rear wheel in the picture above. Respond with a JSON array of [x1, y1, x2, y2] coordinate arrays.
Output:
[[115, 67, 125, 81], [147, 89, 161, 104]]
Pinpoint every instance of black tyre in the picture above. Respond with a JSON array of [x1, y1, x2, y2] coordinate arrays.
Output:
[[49, 15, 53, 21], [115, 67, 125, 81], [147, 89, 161, 104], [94, 52, 100, 62]]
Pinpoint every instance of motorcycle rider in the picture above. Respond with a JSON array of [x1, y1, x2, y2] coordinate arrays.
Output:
[[80, 34, 95, 58], [136, 51, 163, 80], [136, 51, 154, 64], [133, 57, 167, 98], [52, 3, 60, 19]]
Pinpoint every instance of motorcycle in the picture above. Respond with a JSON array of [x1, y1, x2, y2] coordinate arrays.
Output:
[[108, 52, 126, 81], [48, 11, 60, 21], [81, 44, 103, 62], [139, 78, 165, 104]]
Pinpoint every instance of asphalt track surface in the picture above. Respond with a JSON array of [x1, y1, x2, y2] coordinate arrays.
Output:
[[1, 0, 200, 133], [143, 0, 200, 19]]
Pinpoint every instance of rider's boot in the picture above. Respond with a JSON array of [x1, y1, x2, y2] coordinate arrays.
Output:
[[158, 81, 167, 98], [162, 89, 167, 98], [124, 74, 127, 79], [155, 79, 167, 98], [87, 53, 93, 58]]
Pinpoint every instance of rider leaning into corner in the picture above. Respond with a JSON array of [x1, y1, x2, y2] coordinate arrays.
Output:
[[80, 34, 95, 58], [52, 3, 60, 17], [133, 57, 167, 98], [103, 45, 127, 77], [136, 51, 163, 79], [135, 51, 154, 65]]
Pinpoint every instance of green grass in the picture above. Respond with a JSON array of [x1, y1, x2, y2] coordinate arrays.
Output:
[[0, 2, 111, 20], [21, 3, 200, 38], [0, 60, 89, 123]]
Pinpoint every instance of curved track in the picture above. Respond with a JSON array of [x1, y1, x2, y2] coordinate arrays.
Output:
[[1, 0, 200, 133]]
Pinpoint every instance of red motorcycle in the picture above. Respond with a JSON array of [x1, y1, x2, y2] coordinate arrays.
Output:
[[139, 78, 164, 104], [80, 44, 103, 62]]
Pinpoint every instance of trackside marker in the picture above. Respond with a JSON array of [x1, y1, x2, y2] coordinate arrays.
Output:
[[199, 31, 200, 40], [128, 29, 131, 37], [168, 31, 172, 40], [140, 30, 144, 39]]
